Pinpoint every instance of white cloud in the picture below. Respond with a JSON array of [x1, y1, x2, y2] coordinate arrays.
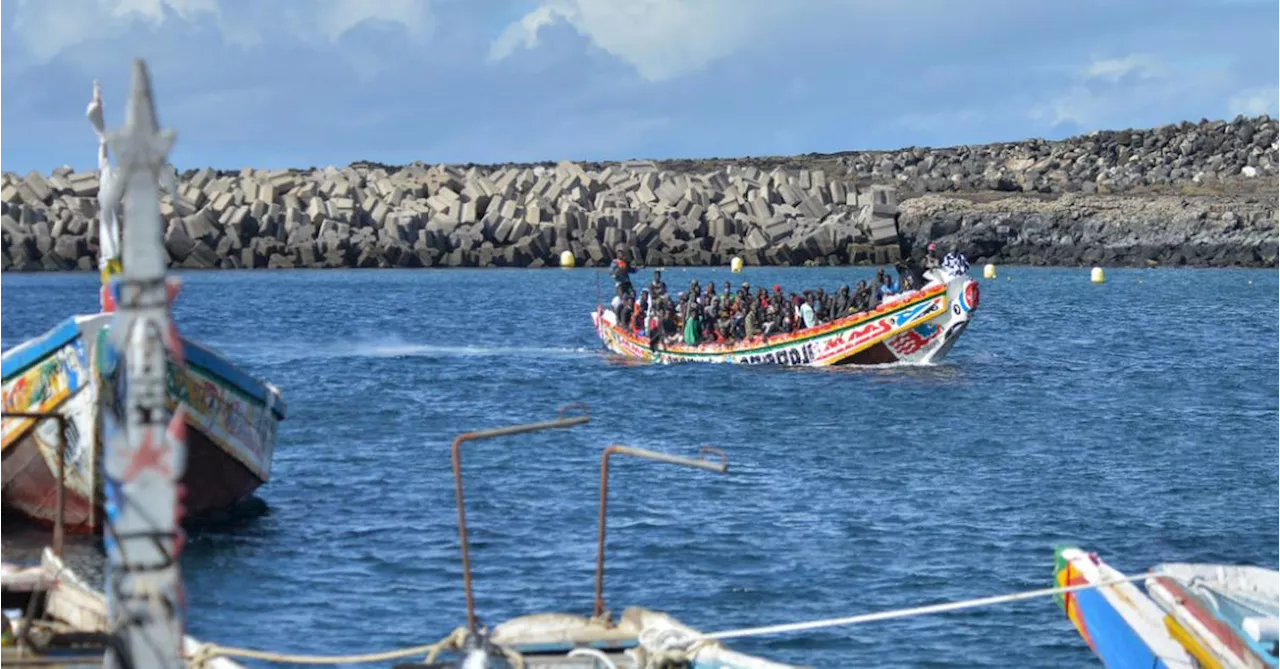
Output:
[[1228, 86, 1279, 117], [8, 0, 212, 64], [1029, 53, 1241, 129], [488, 0, 787, 82], [312, 0, 432, 43], [7, 0, 433, 65], [1082, 54, 1164, 83], [489, 5, 560, 62]]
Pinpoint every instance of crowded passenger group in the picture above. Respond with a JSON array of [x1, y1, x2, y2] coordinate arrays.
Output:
[[606, 243, 968, 349]]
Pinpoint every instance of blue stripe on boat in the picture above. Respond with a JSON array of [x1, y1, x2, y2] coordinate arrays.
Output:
[[1, 318, 84, 381], [513, 640, 640, 653], [1073, 586, 1178, 669], [182, 338, 288, 420], [2, 315, 286, 421]]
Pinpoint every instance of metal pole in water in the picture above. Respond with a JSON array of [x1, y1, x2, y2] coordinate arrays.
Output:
[[98, 59, 189, 669], [594, 445, 728, 619]]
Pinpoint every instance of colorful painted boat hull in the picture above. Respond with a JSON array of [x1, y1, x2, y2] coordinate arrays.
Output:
[[1, 313, 286, 533], [592, 272, 979, 366], [1146, 564, 1279, 669], [1054, 547, 1196, 669]]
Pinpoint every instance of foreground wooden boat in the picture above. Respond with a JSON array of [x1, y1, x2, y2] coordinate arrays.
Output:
[[1, 313, 286, 533], [0, 57, 262, 668], [1054, 546, 1279, 669], [591, 270, 979, 366], [1, 548, 240, 668], [0, 75, 287, 534], [1054, 547, 1196, 669]]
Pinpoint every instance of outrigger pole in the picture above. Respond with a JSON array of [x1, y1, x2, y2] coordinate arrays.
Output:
[[96, 59, 190, 669]]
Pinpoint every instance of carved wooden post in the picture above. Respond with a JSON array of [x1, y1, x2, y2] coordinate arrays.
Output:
[[99, 59, 189, 669]]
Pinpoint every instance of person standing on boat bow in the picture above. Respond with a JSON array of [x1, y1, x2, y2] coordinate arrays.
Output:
[[610, 254, 636, 301], [942, 245, 971, 277]]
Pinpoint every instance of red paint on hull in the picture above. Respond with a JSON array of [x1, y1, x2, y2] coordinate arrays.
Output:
[[1, 435, 96, 530], [1, 423, 264, 534]]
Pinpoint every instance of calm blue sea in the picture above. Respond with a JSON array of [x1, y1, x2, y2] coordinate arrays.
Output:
[[3, 266, 1278, 668]]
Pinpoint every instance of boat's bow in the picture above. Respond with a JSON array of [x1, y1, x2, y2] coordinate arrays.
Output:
[[1053, 547, 1196, 668]]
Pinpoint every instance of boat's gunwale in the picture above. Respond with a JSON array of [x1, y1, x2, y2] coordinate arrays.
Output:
[[178, 340, 288, 420], [0, 317, 85, 382], [2, 314, 287, 420], [598, 281, 947, 359]]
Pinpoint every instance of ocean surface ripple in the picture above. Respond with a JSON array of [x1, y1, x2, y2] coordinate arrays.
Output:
[[3, 266, 1277, 668]]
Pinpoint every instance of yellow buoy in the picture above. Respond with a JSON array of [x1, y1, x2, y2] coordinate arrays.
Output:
[[1090, 267, 1105, 284], [983, 263, 997, 279], [730, 256, 744, 273], [559, 250, 576, 268]]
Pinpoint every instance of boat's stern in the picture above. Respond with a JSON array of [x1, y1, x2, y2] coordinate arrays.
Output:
[[586, 309, 637, 360]]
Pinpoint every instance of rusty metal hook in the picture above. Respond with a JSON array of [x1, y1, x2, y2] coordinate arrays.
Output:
[[452, 404, 591, 633], [594, 444, 729, 620], [2, 411, 72, 558]]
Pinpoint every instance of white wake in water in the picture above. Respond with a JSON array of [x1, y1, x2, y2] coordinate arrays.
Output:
[[353, 342, 593, 359], [200, 337, 594, 365]]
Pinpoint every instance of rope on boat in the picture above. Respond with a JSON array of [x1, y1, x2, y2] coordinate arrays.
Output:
[[184, 572, 1147, 666], [186, 627, 525, 668], [694, 572, 1149, 643]]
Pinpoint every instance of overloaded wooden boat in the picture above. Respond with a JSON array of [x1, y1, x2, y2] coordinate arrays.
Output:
[[591, 269, 979, 366], [1054, 546, 1279, 669], [0, 77, 287, 534]]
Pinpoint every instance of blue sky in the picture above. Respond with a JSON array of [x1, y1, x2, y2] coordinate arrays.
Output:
[[2, 0, 1277, 173]]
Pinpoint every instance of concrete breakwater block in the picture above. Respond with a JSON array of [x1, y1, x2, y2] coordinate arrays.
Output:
[[0, 160, 905, 271], [1, 115, 1277, 271]]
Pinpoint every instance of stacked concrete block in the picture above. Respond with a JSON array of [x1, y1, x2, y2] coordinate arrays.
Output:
[[2, 114, 1278, 271], [0, 159, 904, 270]]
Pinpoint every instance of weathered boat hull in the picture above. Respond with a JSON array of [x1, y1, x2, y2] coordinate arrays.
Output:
[[1, 548, 242, 668], [1, 313, 286, 533], [487, 608, 803, 669], [1146, 564, 1279, 669], [591, 273, 978, 366], [1054, 547, 1196, 669]]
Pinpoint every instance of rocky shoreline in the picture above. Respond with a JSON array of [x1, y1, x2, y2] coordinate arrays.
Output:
[[2, 115, 1276, 272]]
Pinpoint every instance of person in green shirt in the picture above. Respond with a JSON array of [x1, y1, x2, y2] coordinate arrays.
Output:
[[683, 301, 701, 345]]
